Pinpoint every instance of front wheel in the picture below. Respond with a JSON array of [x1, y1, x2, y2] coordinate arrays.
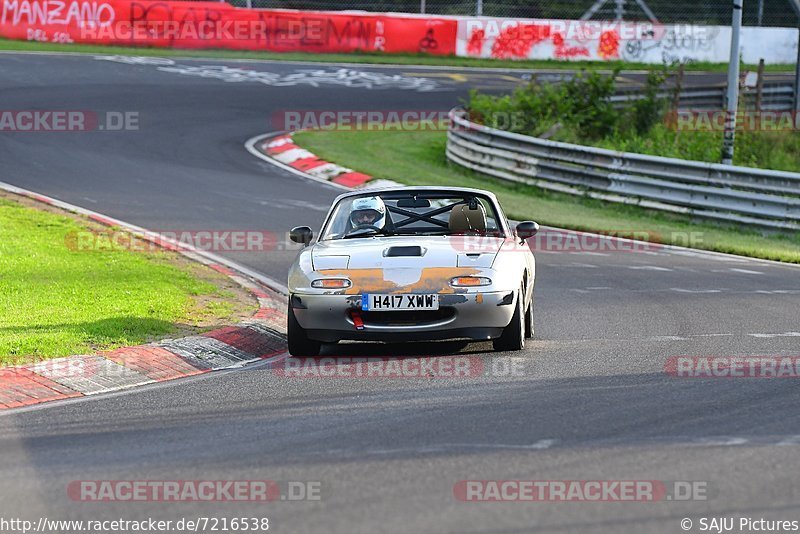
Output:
[[287, 303, 321, 357], [492, 287, 525, 352], [525, 291, 534, 339]]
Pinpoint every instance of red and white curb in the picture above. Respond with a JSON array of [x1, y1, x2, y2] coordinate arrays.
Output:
[[0, 181, 290, 411], [247, 132, 402, 191]]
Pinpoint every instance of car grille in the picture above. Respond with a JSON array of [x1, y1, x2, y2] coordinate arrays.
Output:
[[360, 308, 455, 326]]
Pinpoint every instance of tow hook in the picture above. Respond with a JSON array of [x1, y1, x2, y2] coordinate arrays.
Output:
[[350, 310, 365, 330]]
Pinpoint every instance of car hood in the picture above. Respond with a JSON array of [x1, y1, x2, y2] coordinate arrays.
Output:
[[311, 236, 505, 270]]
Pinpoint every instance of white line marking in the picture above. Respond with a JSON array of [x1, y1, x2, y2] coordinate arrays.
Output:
[[1, 49, 637, 74], [326, 439, 559, 456], [627, 265, 673, 272], [748, 332, 800, 338], [777, 435, 800, 446], [568, 251, 609, 256], [462, 439, 559, 450], [670, 288, 724, 293], [528, 439, 558, 450], [730, 268, 764, 275], [631, 250, 663, 256], [562, 262, 598, 268], [693, 437, 749, 446], [537, 226, 800, 270]]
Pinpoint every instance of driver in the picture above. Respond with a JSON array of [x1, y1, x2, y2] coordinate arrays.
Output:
[[349, 196, 386, 230]]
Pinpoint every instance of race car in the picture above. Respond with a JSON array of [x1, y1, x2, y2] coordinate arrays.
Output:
[[286, 186, 538, 356]]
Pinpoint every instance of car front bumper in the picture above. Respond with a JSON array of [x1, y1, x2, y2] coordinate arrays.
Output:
[[291, 291, 517, 343]]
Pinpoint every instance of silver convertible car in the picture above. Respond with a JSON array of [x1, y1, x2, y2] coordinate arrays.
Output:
[[287, 186, 538, 356]]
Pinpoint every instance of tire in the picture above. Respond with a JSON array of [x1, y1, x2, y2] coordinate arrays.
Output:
[[524, 291, 535, 339], [287, 303, 321, 357], [492, 287, 525, 352]]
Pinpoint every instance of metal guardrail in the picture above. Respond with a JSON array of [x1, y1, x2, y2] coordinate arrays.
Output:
[[611, 85, 722, 111], [446, 108, 800, 230], [748, 81, 797, 111], [610, 81, 795, 111]]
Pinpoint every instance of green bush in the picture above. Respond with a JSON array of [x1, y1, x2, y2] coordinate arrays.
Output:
[[626, 70, 669, 136], [468, 68, 663, 140], [467, 68, 800, 173]]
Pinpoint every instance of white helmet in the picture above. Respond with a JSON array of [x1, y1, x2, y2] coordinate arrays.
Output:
[[349, 196, 386, 230]]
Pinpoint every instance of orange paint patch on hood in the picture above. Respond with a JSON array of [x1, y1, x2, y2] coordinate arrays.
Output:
[[318, 267, 481, 294]]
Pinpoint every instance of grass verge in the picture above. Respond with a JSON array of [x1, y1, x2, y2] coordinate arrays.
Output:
[[0, 38, 793, 72], [293, 129, 800, 263], [0, 192, 255, 365]]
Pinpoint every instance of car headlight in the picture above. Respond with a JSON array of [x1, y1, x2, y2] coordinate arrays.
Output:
[[311, 278, 352, 289], [450, 276, 492, 287]]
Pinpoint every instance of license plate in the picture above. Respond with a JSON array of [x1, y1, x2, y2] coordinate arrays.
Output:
[[362, 294, 439, 311]]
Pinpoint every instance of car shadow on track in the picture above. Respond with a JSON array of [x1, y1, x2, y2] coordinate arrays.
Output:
[[318, 340, 494, 357]]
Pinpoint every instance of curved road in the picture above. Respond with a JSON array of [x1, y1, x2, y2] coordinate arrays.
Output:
[[1, 52, 800, 533]]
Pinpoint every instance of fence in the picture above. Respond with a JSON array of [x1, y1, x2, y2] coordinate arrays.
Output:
[[446, 108, 800, 230], [611, 80, 796, 111], [226, 0, 800, 27], [2, 0, 797, 64]]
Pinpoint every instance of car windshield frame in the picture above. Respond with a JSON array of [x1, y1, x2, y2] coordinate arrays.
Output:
[[318, 190, 509, 241]]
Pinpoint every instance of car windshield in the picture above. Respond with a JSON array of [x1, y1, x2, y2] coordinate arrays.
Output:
[[320, 191, 504, 240]]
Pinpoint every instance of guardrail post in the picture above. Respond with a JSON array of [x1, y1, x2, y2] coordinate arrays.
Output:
[[788, 2, 800, 111], [756, 58, 764, 111], [672, 63, 684, 112], [795, 27, 800, 111], [722, 0, 744, 165]]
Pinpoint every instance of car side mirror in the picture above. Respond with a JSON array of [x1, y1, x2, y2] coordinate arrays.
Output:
[[289, 226, 313, 246], [515, 221, 539, 241]]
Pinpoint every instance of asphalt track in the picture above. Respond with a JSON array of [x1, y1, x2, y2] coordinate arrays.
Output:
[[1, 52, 800, 533]]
